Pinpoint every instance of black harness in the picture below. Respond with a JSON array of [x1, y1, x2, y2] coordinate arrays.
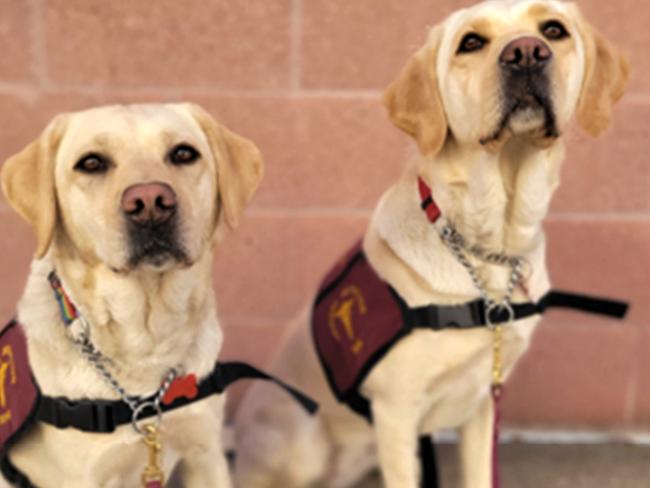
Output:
[[36, 361, 317, 434], [312, 243, 629, 488], [0, 318, 317, 488]]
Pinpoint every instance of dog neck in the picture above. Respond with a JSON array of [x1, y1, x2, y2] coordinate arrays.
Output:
[[373, 137, 564, 302], [16, 248, 222, 398], [422, 136, 564, 255]]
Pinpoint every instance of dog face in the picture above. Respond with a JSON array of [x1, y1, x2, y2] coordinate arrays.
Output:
[[384, 0, 629, 156], [1, 104, 263, 272]]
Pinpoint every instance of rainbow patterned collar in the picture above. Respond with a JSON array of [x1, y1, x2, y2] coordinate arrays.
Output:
[[47, 271, 78, 325]]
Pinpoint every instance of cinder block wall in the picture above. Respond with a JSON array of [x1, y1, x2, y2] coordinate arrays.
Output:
[[0, 0, 647, 428]]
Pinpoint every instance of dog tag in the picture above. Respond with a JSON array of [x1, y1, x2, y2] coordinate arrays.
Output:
[[161, 373, 198, 405], [141, 424, 165, 488]]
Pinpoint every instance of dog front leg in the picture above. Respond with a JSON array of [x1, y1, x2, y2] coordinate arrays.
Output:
[[176, 447, 232, 488], [458, 396, 494, 488], [371, 400, 420, 488]]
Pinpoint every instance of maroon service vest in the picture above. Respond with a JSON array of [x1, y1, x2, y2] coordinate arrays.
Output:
[[312, 241, 413, 419], [312, 240, 630, 422], [0, 321, 39, 455]]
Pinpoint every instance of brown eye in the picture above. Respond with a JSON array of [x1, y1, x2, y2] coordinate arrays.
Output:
[[457, 33, 488, 54], [74, 153, 109, 174], [541, 20, 569, 40], [169, 144, 200, 165]]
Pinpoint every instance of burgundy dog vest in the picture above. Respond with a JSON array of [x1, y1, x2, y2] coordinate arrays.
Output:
[[312, 240, 411, 418], [312, 240, 629, 421], [0, 322, 39, 456]]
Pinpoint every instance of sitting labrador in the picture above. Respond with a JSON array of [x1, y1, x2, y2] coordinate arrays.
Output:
[[233, 1, 628, 487], [0, 103, 262, 487]]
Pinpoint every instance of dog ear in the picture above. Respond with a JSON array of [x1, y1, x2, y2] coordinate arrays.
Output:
[[1, 116, 67, 258], [186, 104, 264, 230], [575, 19, 630, 137], [383, 28, 448, 157]]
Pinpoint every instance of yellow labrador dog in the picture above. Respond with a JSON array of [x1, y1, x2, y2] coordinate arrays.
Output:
[[234, 1, 628, 487], [0, 103, 262, 487]]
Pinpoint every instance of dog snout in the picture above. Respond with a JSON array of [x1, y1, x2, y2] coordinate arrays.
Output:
[[499, 36, 552, 70], [121, 182, 177, 225]]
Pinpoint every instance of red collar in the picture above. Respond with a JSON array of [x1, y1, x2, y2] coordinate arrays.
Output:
[[417, 177, 442, 223]]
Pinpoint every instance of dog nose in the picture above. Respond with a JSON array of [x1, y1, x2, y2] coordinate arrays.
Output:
[[121, 182, 177, 224], [499, 36, 552, 69]]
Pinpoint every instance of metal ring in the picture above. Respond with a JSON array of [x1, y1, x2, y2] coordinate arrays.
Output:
[[131, 400, 162, 435], [485, 301, 515, 330]]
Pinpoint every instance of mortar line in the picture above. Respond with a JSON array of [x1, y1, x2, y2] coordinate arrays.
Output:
[[624, 92, 650, 103], [432, 428, 650, 445], [546, 212, 650, 222], [218, 314, 292, 327], [29, 0, 48, 89], [33, 83, 384, 100], [243, 207, 649, 221], [0, 82, 38, 99], [622, 326, 641, 426], [289, 0, 303, 91]]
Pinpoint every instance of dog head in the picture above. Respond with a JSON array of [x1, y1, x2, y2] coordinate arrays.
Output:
[[1, 103, 263, 272], [384, 0, 629, 156]]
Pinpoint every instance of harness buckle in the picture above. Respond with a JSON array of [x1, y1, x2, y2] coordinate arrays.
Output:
[[435, 305, 479, 329], [91, 402, 118, 433]]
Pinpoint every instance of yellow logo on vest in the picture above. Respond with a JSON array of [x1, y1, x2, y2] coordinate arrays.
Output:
[[328, 286, 367, 355], [0, 345, 16, 425]]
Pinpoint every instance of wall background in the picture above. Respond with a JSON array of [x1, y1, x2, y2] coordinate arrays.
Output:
[[0, 0, 647, 429]]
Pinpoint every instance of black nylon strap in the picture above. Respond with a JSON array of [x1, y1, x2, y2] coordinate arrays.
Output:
[[538, 291, 628, 318], [410, 289, 628, 330], [213, 361, 319, 415], [418, 435, 439, 488], [0, 455, 37, 488], [37, 361, 317, 434]]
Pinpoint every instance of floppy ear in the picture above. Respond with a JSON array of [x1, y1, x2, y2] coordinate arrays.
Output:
[[383, 28, 448, 157], [1, 116, 66, 258], [186, 104, 264, 230], [576, 20, 630, 137]]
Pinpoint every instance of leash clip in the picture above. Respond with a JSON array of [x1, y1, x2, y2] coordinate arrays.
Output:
[[140, 423, 165, 488], [485, 301, 513, 388]]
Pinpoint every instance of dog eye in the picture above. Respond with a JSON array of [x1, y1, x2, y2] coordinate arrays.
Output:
[[74, 153, 109, 174], [169, 144, 201, 165], [541, 20, 570, 40], [457, 33, 487, 54]]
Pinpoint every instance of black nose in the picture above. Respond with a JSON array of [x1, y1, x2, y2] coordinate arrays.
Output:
[[499, 36, 553, 70]]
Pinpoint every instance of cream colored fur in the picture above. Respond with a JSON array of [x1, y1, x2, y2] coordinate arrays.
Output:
[[0, 103, 263, 487], [234, 1, 628, 488]]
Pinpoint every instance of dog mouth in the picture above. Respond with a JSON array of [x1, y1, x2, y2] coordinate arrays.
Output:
[[126, 219, 190, 269], [480, 72, 558, 146]]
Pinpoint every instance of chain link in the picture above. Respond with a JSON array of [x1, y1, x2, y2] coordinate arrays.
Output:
[[441, 225, 524, 312], [439, 223, 524, 389], [73, 316, 178, 418]]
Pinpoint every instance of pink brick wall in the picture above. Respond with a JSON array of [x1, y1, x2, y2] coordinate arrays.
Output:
[[0, 0, 647, 428]]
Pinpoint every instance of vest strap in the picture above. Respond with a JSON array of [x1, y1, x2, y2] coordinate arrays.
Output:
[[410, 290, 628, 330], [37, 361, 318, 434], [0, 455, 36, 488]]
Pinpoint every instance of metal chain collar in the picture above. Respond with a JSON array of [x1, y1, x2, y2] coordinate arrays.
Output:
[[440, 224, 524, 322], [72, 315, 179, 433], [439, 223, 525, 388]]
